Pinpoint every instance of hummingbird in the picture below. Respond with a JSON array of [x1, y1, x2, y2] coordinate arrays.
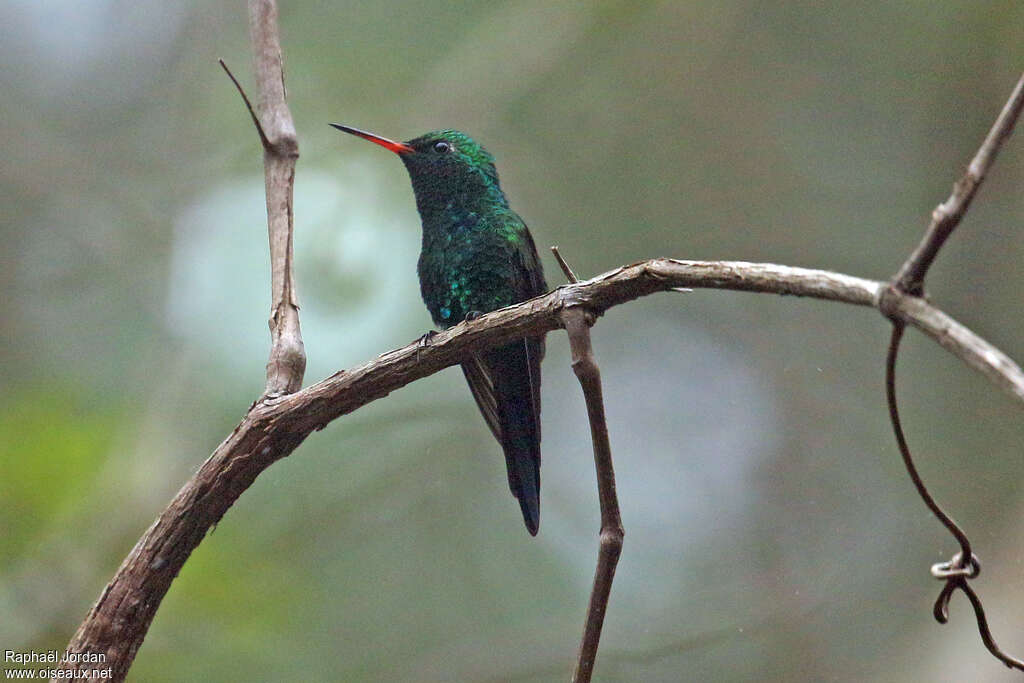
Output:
[[331, 124, 548, 536]]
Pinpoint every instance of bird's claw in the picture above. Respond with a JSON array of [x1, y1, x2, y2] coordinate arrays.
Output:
[[415, 330, 439, 362], [465, 310, 483, 322]]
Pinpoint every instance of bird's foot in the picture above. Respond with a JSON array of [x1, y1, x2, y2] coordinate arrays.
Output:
[[415, 330, 439, 362], [464, 310, 483, 322], [417, 330, 440, 346]]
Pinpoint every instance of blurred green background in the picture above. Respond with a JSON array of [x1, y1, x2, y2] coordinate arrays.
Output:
[[2, 1, 1023, 681]]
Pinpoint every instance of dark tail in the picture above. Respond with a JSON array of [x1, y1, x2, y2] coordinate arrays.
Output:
[[469, 339, 542, 535], [495, 341, 541, 535]]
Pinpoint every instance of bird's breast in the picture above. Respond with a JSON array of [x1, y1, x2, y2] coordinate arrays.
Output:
[[417, 214, 518, 327]]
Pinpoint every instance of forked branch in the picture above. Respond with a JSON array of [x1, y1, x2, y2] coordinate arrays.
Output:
[[882, 73, 1024, 671], [52, 256, 1024, 681], [893, 74, 1024, 294], [50, 6, 1024, 670]]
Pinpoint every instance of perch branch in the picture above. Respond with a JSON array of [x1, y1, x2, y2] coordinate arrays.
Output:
[[247, 0, 305, 396], [53, 258, 1024, 680]]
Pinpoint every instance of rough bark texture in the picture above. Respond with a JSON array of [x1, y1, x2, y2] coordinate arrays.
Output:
[[249, 0, 305, 396], [563, 308, 623, 683]]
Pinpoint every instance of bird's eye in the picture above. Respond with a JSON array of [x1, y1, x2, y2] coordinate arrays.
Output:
[[433, 141, 451, 153]]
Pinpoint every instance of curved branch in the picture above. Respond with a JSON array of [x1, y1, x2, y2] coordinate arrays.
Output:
[[53, 258, 1024, 680], [879, 285, 1024, 403]]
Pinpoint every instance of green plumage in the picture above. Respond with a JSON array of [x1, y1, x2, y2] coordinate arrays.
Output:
[[331, 125, 547, 535], [400, 131, 543, 327]]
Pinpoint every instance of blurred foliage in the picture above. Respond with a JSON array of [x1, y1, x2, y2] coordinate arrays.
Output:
[[2, 1, 1023, 681], [0, 393, 117, 559]]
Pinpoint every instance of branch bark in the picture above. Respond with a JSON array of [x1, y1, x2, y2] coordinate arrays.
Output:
[[564, 308, 623, 683], [249, 0, 305, 396], [893, 73, 1024, 295], [881, 73, 1024, 672], [53, 258, 1024, 680], [552, 248, 625, 682], [53, 1, 304, 679]]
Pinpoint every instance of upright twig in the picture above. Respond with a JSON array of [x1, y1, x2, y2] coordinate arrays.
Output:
[[247, 0, 305, 396], [218, 59, 270, 150], [881, 73, 1024, 671], [52, 2, 303, 681], [551, 245, 579, 283], [893, 73, 1024, 295], [553, 248, 625, 683]]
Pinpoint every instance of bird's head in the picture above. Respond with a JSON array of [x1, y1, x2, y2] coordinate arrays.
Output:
[[331, 125, 502, 210]]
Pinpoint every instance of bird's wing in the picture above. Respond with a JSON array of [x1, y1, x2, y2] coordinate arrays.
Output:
[[461, 353, 502, 442], [513, 216, 548, 302], [461, 216, 545, 447], [513, 218, 546, 436], [523, 335, 542, 445]]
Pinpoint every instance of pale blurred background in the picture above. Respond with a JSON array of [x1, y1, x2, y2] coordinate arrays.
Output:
[[2, 2, 1023, 681]]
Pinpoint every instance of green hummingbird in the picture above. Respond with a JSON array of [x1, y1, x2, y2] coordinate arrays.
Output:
[[331, 124, 548, 535]]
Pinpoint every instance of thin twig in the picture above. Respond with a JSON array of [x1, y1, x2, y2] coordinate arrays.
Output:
[[883, 322, 1021, 670], [880, 73, 1024, 674], [218, 59, 271, 150], [893, 73, 1024, 294], [552, 247, 623, 681], [563, 307, 623, 683], [884, 323, 972, 560], [551, 245, 579, 283], [51, 258, 1024, 681], [950, 579, 1024, 670]]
